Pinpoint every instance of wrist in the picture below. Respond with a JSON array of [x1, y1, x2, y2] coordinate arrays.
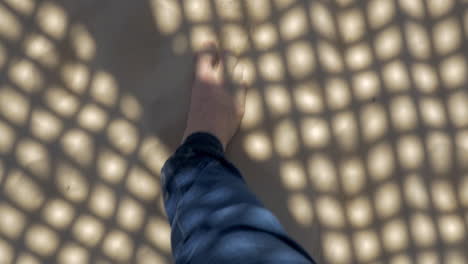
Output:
[[182, 128, 227, 150]]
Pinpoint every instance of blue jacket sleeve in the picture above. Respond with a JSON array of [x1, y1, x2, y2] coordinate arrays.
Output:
[[161, 132, 316, 264]]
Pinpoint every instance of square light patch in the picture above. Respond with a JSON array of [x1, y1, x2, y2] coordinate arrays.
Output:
[[42, 198, 75, 230], [77, 104, 108, 132], [339, 8, 365, 43], [353, 71, 380, 101], [73, 215, 105, 247], [25, 224, 59, 257], [383, 60, 410, 92], [0, 202, 26, 239]]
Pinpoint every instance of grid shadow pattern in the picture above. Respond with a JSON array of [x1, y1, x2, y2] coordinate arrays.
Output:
[[0, 0, 468, 263]]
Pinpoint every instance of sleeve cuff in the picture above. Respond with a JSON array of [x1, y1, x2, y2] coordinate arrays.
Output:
[[176, 132, 225, 157]]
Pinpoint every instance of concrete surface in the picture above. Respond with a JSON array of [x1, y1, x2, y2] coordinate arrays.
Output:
[[0, 0, 468, 263]]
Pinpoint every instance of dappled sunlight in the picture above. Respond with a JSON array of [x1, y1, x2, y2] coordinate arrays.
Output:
[[4, 169, 45, 211], [265, 84, 291, 116], [25, 224, 59, 257], [432, 179, 457, 212], [243, 131, 272, 161], [0, 4, 22, 40], [151, 0, 182, 35], [368, 0, 395, 29], [90, 71, 119, 107], [252, 23, 278, 51], [438, 215, 465, 244], [375, 182, 401, 219], [221, 24, 249, 54], [137, 245, 168, 264], [288, 193, 314, 226], [36, 1, 67, 39], [301, 117, 330, 149], [190, 25, 217, 51], [340, 158, 365, 195], [308, 154, 338, 192], [117, 196, 146, 232], [280, 6, 307, 41], [411, 213, 436, 247], [45, 86, 80, 117], [0, 202, 26, 239], [433, 18, 461, 56], [412, 63, 439, 93], [146, 217, 172, 254], [440, 55, 467, 89], [246, 0, 271, 22], [427, 132, 452, 174], [16, 138, 50, 178], [108, 119, 139, 154], [294, 81, 323, 114], [0, 86, 30, 125], [309, 1, 335, 39], [1, 0, 468, 262], [62, 62, 90, 94], [88, 183, 116, 219], [185, 0, 212, 23], [0, 1, 174, 261], [323, 232, 351, 264], [98, 148, 128, 184], [9, 59, 43, 93], [31, 108, 64, 142], [259, 52, 285, 81], [273, 119, 299, 157], [353, 230, 380, 262], [318, 40, 343, 73], [4, 0, 35, 15], [61, 128, 95, 166], [405, 22, 431, 59], [70, 24, 96, 62], [56, 162, 89, 202], [382, 219, 408, 252], [338, 8, 365, 43], [332, 111, 358, 151], [404, 174, 430, 209], [58, 243, 90, 264], [72, 215, 104, 247], [397, 135, 424, 170], [375, 26, 402, 60], [42, 198, 75, 230], [361, 103, 387, 143], [346, 43, 372, 71], [287, 41, 315, 79], [23, 33, 58, 67], [448, 91, 468, 127], [280, 160, 307, 190], [420, 97, 446, 128], [353, 70, 380, 101], [120, 93, 144, 122], [317, 196, 345, 228], [347, 197, 373, 228], [241, 89, 264, 129], [326, 77, 350, 110], [383, 60, 410, 92], [391, 95, 417, 131]]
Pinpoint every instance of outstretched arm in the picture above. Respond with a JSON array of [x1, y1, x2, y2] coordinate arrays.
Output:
[[161, 43, 316, 263]]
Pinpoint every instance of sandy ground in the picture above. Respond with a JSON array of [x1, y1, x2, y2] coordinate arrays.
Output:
[[1, 0, 468, 263]]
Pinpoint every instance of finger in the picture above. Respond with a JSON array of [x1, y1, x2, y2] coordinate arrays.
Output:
[[196, 42, 219, 76]]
